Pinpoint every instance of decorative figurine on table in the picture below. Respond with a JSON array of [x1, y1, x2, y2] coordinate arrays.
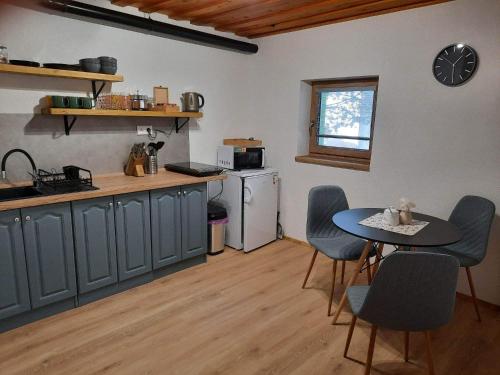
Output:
[[399, 198, 416, 225]]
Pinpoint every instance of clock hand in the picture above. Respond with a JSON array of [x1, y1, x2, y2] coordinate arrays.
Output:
[[453, 55, 464, 65], [452, 65, 455, 84], [440, 56, 454, 65]]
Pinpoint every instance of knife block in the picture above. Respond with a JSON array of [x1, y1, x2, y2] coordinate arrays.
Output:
[[125, 152, 145, 177]]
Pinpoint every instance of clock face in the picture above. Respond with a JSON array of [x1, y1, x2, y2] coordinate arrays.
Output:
[[433, 44, 478, 86]]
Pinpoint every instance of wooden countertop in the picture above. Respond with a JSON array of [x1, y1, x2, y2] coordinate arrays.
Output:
[[0, 170, 225, 212]]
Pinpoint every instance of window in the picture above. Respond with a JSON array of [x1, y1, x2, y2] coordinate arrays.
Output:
[[296, 77, 378, 171]]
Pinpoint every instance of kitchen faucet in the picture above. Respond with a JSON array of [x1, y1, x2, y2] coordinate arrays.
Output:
[[1, 148, 37, 182]]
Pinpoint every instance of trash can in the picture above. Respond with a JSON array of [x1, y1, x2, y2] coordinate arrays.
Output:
[[207, 202, 228, 255]]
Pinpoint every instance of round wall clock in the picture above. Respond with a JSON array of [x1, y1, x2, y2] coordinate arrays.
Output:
[[433, 43, 478, 86]]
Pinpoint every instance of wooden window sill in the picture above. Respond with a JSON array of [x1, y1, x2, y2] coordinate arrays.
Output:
[[295, 154, 370, 172]]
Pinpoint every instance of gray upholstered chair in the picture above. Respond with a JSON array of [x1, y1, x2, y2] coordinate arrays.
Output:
[[344, 252, 459, 375], [417, 195, 495, 321], [302, 185, 374, 316]]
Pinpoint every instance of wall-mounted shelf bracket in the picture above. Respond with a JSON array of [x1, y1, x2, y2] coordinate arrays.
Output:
[[175, 117, 190, 133], [91, 80, 106, 100], [42, 109, 202, 136], [64, 115, 77, 136]]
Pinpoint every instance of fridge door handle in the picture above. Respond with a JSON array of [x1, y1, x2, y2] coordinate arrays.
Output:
[[243, 186, 253, 204]]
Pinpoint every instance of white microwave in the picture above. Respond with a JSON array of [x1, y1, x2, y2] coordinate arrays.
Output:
[[217, 145, 265, 170]]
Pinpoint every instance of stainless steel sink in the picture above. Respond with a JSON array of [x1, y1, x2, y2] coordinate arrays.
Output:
[[0, 186, 43, 202]]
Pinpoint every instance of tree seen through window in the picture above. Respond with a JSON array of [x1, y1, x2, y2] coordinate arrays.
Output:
[[318, 88, 375, 150]]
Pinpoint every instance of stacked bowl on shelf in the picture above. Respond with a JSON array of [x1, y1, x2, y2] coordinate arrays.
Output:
[[79, 56, 117, 74]]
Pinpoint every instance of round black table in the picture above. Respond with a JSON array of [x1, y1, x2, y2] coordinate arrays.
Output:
[[330, 208, 462, 325], [333, 208, 462, 247]]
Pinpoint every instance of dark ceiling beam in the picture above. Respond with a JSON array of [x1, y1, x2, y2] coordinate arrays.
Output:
[[44, 0, 258, 53]]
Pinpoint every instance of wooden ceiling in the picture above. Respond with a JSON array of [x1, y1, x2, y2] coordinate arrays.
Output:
[[111, 0, 452, 38]]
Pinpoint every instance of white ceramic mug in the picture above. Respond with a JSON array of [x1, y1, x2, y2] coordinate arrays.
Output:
[[383, 207, 400, 226]]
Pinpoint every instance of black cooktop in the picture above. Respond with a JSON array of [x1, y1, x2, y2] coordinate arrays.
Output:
[[165, 162, 224, 177]]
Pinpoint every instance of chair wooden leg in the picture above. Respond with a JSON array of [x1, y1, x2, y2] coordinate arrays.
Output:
[[344, 315, 357, 357], [328, 260, 338, 316], [404, 331, 409, 362], [372, 243, 384, 276], [332, 241, 373, 325], [465, 267, 481, 322], [341, 260, 346, 284], [365, 325, 378, 375], [424, 331, 435, 375], [366, 258, 372, 284], [302, 249, 318, 289]]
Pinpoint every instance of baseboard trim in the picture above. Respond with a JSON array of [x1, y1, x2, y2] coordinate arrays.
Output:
[[1, 255, 208, 333], [282, 236, 500, 309], [456, 292, 500, 310], [78, 273, 154, 306], [153, 254, 207, 279], [283, 235, 312, 248], [0, 298, 76, 333]]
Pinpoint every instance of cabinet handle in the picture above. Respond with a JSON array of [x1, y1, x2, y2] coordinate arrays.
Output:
[[25, 216, 31, 221], [177, 191, 181, 196], [108, 202, 113, 207], [183, 191, 187, 195], [14, 217, 20, 223], [117, 201, 122, 206]]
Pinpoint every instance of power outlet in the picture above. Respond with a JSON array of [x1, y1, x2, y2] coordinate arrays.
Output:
[[137, 125, 152, 136]]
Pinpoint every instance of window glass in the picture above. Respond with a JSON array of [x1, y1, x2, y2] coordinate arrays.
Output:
[[317, 88, 375, 150]]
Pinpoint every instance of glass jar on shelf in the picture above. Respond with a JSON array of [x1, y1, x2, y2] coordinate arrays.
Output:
[[0, 46, 8, 64]]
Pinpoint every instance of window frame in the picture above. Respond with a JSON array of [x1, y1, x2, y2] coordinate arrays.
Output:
[[308, 77, 379, 160]]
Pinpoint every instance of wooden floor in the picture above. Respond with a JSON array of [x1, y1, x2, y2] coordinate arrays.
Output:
[[1, 240, 499, 375]]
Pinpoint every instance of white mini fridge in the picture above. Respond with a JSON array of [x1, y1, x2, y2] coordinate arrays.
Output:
[[219, 168, 279, 252]]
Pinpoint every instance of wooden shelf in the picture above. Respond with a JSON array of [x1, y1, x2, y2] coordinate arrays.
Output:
[[0, 63, 124, 82], [42, 108, 203, 135], [1, 63, 202, 135], [42, 108, 202, 118]]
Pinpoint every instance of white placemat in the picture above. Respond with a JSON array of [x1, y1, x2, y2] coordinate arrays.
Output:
[[359, 213, 429, 236]]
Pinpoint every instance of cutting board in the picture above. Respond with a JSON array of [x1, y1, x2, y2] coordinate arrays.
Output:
[[223, 138, 262, 147]]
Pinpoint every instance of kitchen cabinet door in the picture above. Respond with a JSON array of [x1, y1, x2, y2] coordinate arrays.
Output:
[[0, 210, 31, 320], [181, 183, 207, 259], [150, 187, 182, 269], [22, 203, 77, 309], [72, 197, 118, 294], [115, 191, 152, 281]]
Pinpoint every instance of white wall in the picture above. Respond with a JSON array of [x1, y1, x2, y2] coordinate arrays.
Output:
[[249, 0, 500, 304], [0, 0, 499, 304], [0, 0, 255, 174]]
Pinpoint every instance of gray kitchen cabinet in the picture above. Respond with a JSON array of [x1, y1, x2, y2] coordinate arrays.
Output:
[[151, 187, 182, 269], [114, 191, 152, 281], [0, 210, 31, 320], [181, 184, 207, 259], [72, 197, 118, 294], [22, 203, 77, 309]]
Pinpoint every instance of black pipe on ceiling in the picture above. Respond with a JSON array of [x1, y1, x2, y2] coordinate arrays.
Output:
[[43, 0, 258, 54]]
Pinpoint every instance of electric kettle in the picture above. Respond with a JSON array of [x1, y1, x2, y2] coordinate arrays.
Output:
[[181, 92, 204, 112]]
